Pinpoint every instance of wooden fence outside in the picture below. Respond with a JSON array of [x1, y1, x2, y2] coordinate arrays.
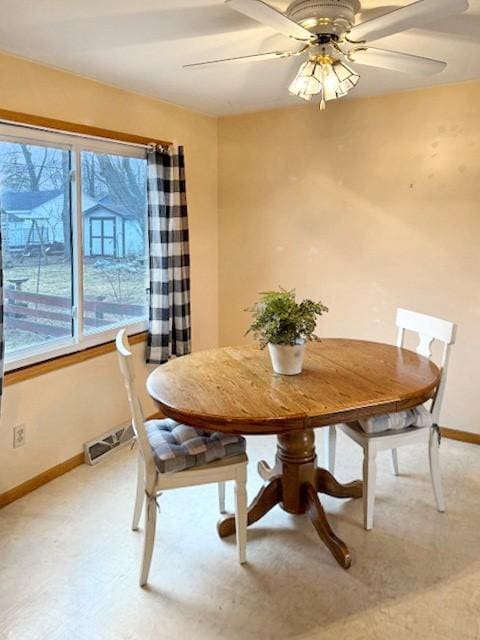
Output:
[[5, 289, 145, 337]]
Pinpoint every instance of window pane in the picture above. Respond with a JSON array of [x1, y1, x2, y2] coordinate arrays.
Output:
[[103, 219, 115, 236], [103, 238, 115, 256], [91, 219, 102, 236], [91, 238, 102, 256], [0, 140, 73, 355], [81, 151, 148, 334]]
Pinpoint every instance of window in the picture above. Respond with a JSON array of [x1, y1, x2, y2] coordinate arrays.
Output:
[[81, 150, 147, 336], [90, 217, 116, 257], [0, 124, 148, 369]]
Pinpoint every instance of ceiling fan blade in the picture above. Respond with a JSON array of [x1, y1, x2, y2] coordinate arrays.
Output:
[[349, 47, 446, 75], [225, 0, 315, 41], [183, 49, 302, 70], [349, 0, 469, 42]]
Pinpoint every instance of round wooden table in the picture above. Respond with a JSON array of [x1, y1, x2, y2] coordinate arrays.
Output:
[[147, 339, 440, 568]]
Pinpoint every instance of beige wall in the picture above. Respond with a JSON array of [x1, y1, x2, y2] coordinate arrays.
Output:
[[218, 82, 480, 435], [0, 52, 218, 492], [1, 51, 478, 495]]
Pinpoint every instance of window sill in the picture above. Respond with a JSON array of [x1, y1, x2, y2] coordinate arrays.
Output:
[[4, 331, 148, 387]]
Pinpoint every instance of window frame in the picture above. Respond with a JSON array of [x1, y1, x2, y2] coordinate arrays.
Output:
[[0, 122, 149, 373]]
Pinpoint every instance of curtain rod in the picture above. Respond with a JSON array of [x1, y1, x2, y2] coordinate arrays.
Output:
[[0, 108, 172, 150]]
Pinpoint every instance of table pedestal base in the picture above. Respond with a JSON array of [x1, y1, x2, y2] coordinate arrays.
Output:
[[217, 429, 362, 569]]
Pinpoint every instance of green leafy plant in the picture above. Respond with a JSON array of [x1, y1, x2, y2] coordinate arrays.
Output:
[[246, 288, 329, 349]]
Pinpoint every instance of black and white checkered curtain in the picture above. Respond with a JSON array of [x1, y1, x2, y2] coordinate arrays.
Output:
[[146, 145, 191, 364]]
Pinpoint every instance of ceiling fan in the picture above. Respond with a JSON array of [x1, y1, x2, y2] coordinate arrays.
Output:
[[184, 0, 469, 110]]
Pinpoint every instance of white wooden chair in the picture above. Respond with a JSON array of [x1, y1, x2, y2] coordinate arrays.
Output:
[[116, 330, 248, 586], [322, 308, 456, 530]]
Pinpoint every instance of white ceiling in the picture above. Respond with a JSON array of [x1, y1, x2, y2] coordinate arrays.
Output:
[[1, 0, 480, 116]]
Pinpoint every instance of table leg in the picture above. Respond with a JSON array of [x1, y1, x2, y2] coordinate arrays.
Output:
[[257, 459, 281, 482], [304, 484, 352, 569], [217, 476, 282, 538], [315, 468, 363, 499], [218, 429, 361, 569]]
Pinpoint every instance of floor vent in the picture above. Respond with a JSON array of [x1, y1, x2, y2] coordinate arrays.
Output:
[[84, 423, 135, 465]]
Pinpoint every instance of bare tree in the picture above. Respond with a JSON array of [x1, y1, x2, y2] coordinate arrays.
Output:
[[0, 143, 72, 258], [60, 153, 71, 259], [82, 153, 97, 198], [20, 145, 48, 192], [1, 142, 146, 260], [81, 153, 146, 249], [94, 154, 145, 221]]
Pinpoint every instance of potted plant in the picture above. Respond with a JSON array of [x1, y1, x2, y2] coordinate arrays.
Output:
[[246, 288, 329, 375]]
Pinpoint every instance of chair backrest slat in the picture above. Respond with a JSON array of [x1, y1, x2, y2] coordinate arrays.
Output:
[[116, 330, 156, 471], [395, 308, 457, 424]]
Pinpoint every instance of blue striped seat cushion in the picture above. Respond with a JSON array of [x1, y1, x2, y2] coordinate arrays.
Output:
[[145, 418, 246, 474], [359, 405, 433, 434]]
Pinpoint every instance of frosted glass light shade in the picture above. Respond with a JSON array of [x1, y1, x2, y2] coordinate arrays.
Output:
[[289, 56, 360, 105], [288, 59, 320, 97]]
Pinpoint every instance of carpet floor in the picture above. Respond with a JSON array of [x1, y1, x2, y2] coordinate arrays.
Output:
[[1, 431, 479, 640]]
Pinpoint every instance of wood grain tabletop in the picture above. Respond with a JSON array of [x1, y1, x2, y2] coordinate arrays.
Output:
[[146, 339, 440, 435]]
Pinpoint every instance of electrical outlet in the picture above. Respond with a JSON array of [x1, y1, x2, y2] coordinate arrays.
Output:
[[13, 424, 26, 448]]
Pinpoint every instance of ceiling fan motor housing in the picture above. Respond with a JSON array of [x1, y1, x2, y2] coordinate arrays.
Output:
[[286, 0, 360, 37]]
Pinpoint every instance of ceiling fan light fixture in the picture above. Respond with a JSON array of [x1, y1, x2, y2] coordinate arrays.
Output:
[[334, 59, 358, 83], [288, 58, 321, 98], [289, 54, 360, 109], [186, 0, 464, 112], [300, 17, 318, 29], [333, 59, 360, 93]]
